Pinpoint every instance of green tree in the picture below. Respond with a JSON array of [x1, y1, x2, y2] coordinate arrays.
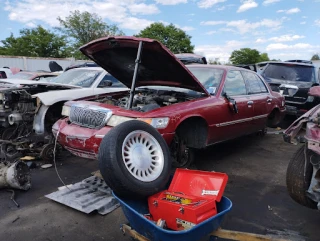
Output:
[[57, 10, 124, 58], [229, 48, 269, 65], [0, 26, 70, 57], [135, 23, 194, 53], [311, 54, 320, 60]]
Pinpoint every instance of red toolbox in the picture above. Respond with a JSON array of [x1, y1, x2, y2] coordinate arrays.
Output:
[[148, 169, 228, 231]]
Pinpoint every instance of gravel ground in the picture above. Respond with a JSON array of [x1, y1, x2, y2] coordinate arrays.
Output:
[[0, 132, 319, 241]]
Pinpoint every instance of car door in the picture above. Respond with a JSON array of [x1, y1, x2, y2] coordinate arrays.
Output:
[[209, 70, 255, 143], [242, 71, 270, 130]]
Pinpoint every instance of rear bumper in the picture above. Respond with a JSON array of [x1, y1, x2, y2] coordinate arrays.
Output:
[[55, 119, 175, 160]]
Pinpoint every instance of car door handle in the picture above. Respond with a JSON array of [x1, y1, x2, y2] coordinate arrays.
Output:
[[247, 101, 253, 105], [267, 99, 272, 103]]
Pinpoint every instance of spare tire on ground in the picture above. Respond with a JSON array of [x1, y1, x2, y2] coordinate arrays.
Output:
[[98, 120, 171, 198]]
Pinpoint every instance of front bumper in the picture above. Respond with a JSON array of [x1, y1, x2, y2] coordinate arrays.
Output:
[[285, 105, 308, 117], [55, 119, 175, 160]]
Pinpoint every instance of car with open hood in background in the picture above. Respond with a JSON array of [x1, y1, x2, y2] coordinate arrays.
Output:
[[54, 36, 285, 196], [0, 67, 127, 162], [260, 61, 320, 117]]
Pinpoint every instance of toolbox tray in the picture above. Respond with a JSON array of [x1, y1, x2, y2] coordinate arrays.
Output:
[[114, 192, 232, 241]]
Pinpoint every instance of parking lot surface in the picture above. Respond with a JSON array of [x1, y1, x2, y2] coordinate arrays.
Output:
[[0, 133, 319, 241]]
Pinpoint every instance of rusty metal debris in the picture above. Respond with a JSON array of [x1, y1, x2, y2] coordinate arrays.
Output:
[[0, 161, 31, 190]]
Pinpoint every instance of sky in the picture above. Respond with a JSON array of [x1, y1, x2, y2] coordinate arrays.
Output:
[[0, 0, 319, 62]]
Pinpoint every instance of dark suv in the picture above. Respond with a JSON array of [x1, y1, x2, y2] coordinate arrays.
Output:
[[261, 61, 320, 116]]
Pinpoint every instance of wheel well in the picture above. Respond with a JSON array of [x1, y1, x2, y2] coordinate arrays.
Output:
[[267, 108, 281, 127], [44, 101, 66, 132], [176, 117, 208, 149]]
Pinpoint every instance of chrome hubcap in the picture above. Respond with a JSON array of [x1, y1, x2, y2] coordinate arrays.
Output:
[[122, 131, 164, 182]]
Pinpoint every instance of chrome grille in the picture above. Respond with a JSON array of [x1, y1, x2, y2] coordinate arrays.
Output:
[[69, 104, 112, 129]]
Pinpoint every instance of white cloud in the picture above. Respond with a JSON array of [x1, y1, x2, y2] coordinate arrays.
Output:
[[300, 21, 306, 24], [263, 0, 281, 6], [26, 22, 37, 28], [205, 30, 217, 35], [277, 8, 301, 14], [3, 0, 159, 31], [197, 0, 226, 9], [180, 26, 195, 31], [200, 20, 226, 25], [237, 0, 258, 13], [269, 34, 305, 42], [128, 4, 160, 15], [195, 40, 247, 62], [201, 19, 283, 34], [256, 38, 267, 43], [315, 19, 320, 26], [119, 17, 153, 31], [266, 43, 315, 51], [155, 0, 187, 5]]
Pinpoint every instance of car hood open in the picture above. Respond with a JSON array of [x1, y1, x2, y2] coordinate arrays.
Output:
[[80, 36, 208, 95]]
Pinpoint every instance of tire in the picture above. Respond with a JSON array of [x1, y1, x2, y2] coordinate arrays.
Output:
[[286, 145, 317, 209], [1, 127, 22, 161], [98, 120, 171, 198], [170, 135, 195, 168], [267, 109, 282, 128]]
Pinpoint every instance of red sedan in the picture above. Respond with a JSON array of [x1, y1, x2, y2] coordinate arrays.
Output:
[[54, 36, 285, 170]]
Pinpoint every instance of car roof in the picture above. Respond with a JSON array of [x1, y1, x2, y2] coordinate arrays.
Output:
[[266, 61, 316, 67], [187, 64, 255, 71]]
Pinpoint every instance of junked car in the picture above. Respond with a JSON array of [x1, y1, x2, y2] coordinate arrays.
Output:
[[284, 86, 320, 210], [9, 71, 59, 81], [0, 67, 127, 162], [54, 36, 285, 196], [261, 61, 320, 117]]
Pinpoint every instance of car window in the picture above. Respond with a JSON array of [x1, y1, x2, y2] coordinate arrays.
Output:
[[224, 70, 247, 96], [187, 67, 224, 94], [0, 71, 7, 79], [50, 69, 101, 87], [242, 71, 268, 94], [263, 64, 316, 83], [98, 74, 126, 88]]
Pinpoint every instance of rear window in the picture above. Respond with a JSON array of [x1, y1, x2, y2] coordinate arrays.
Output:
[[263, 64, 316, 83]]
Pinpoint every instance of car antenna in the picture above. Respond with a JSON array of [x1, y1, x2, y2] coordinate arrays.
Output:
[[127, 41, 143, 109]]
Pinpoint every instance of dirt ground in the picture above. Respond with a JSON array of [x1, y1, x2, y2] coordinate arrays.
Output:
[[0, 131, 319, 241]]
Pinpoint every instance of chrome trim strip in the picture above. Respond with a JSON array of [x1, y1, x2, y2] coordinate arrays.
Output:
[[216, 114, 268, 127]]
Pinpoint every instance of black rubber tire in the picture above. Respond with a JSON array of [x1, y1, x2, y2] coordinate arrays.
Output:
[[286, 145, 317, 209], [98, 120, 171, 198], [267, 109, 282, 128]]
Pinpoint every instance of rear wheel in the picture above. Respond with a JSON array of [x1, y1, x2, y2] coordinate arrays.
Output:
[[267, 109, 282, 128], [286, 145, 317, 209], [98, 120, 171, 198]]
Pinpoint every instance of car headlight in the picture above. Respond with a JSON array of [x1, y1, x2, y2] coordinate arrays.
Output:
[[307, 96, 314, 102], [61, 105, 71, 116], [138, 117, 169, 129], [107, 115, 135, 127], [287, 88, 298, 96]]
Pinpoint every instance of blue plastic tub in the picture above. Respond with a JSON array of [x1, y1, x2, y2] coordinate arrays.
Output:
[[113, 192, 232, 241]]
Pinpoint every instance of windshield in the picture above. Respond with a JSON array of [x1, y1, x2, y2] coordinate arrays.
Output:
[[9, 72, 33, 79], [187, 67, 224, 94], [263, 64, 316, 83], [50, 69, 101, 87]]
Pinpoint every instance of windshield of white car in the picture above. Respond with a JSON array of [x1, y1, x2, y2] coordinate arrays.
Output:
[[187, 67, 224, 94], [50, 69, 101, 87], [263, 64, 316, 82]]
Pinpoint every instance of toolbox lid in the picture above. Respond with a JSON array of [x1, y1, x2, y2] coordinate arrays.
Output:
[[168, 169, 228, 202]]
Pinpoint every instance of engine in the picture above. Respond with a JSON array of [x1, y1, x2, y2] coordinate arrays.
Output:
[[97, 89, 196, 112]]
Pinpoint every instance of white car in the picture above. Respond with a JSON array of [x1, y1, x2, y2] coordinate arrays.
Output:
[[0, 67, 128, 161]]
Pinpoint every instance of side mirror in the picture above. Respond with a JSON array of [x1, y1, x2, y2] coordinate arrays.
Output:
[[99, 80, 112, 88], [308, 86, 320, 97], [223, 92, 238, 114]]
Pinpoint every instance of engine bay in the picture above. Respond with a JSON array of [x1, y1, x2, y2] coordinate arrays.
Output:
[[95, 88, 200, 112]]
